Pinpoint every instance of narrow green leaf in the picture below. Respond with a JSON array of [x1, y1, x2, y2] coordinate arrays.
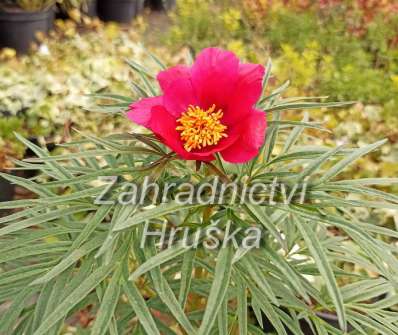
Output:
[[146, 49, 167, 70], [199, 245, 234, 335], [0, 205, 93, 237], [152, 274, 197, 334], [0, 172, 53, 197], [31, 234, 105, 286], [71, 205, 112, 250], [31, 281, 56, 331], [178, 249, 196, 309], [237, 256, 278, 306], [331, 178, 398, 186], [282, 112, 308, 153], [217, 295, 228, 335], [264, 110, 281, 162], [261, 247, 310, 303], [236, 275, 248, 335], [317, 139, 387, 184], [295, 218, 346, 331], [130, 241, 192, 281], [296, 145, 344, 182], [259, 80, 290, 104], [244, 204, 284, 248], [114, 202, 203, 231], [91, 267, 122, 335], [145, 242, 198, 335], [260, 58, 272, 98], [125, 58, 156, 79], [123, 280, 161, 335], [246, 283, 287, 335], [0, 287, 36, 334], [33, 264, 114, 335], [265, 101, 355, 113], [88, 93, 133, 103]]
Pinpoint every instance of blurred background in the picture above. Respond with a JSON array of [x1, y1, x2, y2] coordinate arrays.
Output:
[[0, 0, 397, 218]]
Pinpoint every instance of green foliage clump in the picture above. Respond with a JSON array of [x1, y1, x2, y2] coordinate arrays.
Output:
[[0, 0, 57, 11], [168, 0, 398, 111], [60, 0, 89, 10], [262, 4, 398, 113], [167, 0, 251, 58], [0, 20, 154, 168], [0, 117, 23, 140], [0, 0, 90, 11], [166, 0, 398, 183], [1, 58, 398, 335]]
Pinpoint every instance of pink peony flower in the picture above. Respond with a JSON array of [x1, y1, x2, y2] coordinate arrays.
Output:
[[127, 48, 267, 163]]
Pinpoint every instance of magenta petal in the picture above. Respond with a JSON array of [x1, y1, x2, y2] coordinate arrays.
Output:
[[221, 110, 267, 163], [128, 49, 267, 164], [191, 47, 239, 109], [163, 78, 199, 118], [149, 106, 214, 161], [157, 65, 191, 93], [223, 63, 265, 125], [127, 96, 163, 127]]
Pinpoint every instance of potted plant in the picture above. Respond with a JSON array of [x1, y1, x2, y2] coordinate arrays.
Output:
[[97, 0, 145, 23], [148, 0, 175, 11], [1, 49, 398, 334], [0, 160, 15, 208], [56, 0, 97, 19], [0, 172, 15, 218], [0, 0, 56, 54], [0, 174, 14, 204]]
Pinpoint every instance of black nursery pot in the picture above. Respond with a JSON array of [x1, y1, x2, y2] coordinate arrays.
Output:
[[98, 0, 144, 23], [0, 8, 54, 54], [148, 0, 176, 11], [0, 174, 14, 203], [85, 0, 98, 17]]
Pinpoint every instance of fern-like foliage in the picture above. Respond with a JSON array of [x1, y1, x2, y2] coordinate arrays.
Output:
[[0, 56, 397, 335]]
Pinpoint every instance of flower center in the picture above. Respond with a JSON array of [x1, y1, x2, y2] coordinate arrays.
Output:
[[176, 104, 228, 152]]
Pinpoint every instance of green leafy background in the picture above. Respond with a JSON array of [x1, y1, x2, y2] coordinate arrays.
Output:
[[1, 1, 398, 334]]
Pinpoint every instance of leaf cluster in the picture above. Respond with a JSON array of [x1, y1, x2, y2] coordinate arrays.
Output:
[[0, 57, 397, 335]]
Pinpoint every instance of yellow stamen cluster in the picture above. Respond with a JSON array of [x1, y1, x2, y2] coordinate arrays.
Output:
[[176, 104, 228, 152]]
